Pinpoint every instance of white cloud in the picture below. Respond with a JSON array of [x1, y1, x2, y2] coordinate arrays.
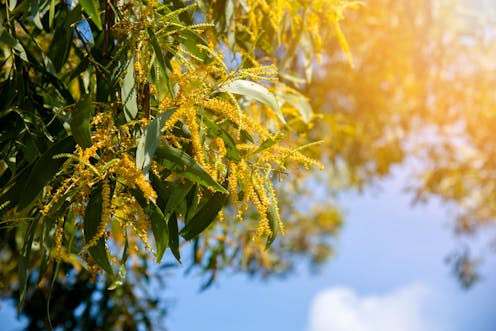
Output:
[[306, 283, 447, 331]]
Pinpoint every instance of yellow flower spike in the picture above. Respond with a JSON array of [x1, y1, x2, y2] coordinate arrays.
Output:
[[199, 98, 269, 140], [185, 104, 207, 167], [164, 104, 189, 130], [83, 178, 111, 251], [54, 217, 65, 262], [112, 154, 157, 202], [228, 161, 239, 209]]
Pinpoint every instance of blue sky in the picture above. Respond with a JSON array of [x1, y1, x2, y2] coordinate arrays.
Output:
[[164, 165, 496, 331], [1, 165, 496, 330]]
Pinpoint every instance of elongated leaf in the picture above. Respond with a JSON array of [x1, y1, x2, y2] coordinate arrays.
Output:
[[250, 135, 282, 156], [222, 80, 285, 124], [18, 219, 39, 311], [176, 28, 210, 62], [18, 136, 76, 210], [0, 163, 31, 210], [0, 27, 18, 48], [80, 0, 102, 30], [48, 24, 72, 72], [276, 83, 313, 123], [150, 172, 194, 217], [70, 94, 93, 148], [136, 109, 176, 177], [84, 183, 114, 275], [155, 145, 228, 194], [49, 0, 56, 28], [180, 191, 227, 240], [168, 212, 181, 262], [147, 28, 172, 95], [130, 188, 169, 262], [121, 56, 138, 122], [108, 236, 129, 290], [300, 31, 314, 82], [202, 117, 241, 161]]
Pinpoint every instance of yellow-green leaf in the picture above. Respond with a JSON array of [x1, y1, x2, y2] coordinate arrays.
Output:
[[155, 145, 228, 194], [80, 0, 102, 30]]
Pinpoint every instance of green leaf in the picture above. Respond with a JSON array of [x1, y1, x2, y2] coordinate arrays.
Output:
[[18, 136, 76, 210], [48, 0, 56, 28], [70, 94, 93, 149], [18, 219, 39, 311], [168, 212, 181, 262], [150, 172, 194, 217], [180, 191, 227, 240], [121, 55, 138, 122], [130, 188, 169, 262], [222, 80, 285, 124], [136, 109, 176, 177], [250, 135, 282, 156], [0, 27, 18, 48], [80, 0, 102, 30], [47, 24, 72, 72], [155, 145, 228, 194], [176, 28, 210, 62], [108, 236, 128, 290], [147, 28, 172, 96], [84, 183, 114, 275], [202, 117, 241, 161]]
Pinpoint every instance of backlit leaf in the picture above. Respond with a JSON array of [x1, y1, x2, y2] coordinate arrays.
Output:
[[121, 56, 139, 122], [222, 80, 285, 124], [80, 0, 102, 30], [154, 145, 228, 194], [136, 109, 176, 177]]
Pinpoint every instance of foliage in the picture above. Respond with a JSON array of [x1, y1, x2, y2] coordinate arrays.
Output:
[[0, 0, 352, 328], [304, 0, 496, 286], [2, 0, 494, 328]]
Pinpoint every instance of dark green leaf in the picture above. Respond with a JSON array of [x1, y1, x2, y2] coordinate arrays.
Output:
[[130, 188, 169, 262], [70, 94, 93, 149], [84, 183, 114, 275], [168, 212, 181, 262], [47, 24, 72, 72], [136, 109, 176, 177], [155, 145, 228, 194], [18, 136, 76, 210], [180, 191, 227, 240], [0, 27, 18, 48], [18, 219, 39, 311], [150, 172, 194, 217]]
